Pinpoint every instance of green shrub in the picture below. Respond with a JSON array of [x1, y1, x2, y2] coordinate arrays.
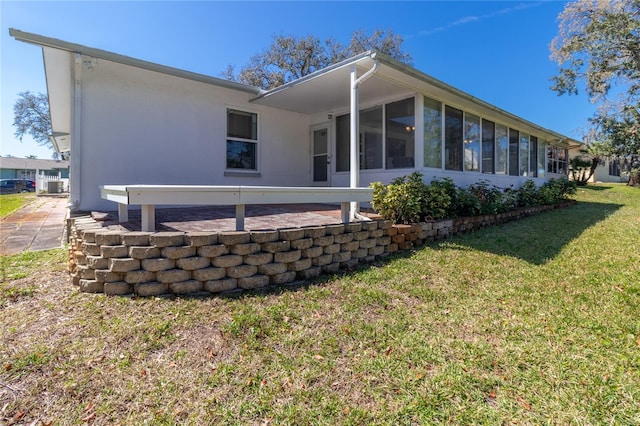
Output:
[[498, 187, 519, 213], [371, 172, 428, 224], [517, 179, 539, 207], [537, 178, 577, 204], [467, 180, 504, 215], [371, 173, 576, 223], [423, 177, 455, 220], [455, 187, 482, 217]]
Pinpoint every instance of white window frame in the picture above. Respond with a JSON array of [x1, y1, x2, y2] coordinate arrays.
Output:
[[225, 107, 260, 175]]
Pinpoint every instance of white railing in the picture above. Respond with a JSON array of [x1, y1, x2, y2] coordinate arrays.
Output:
[[101, 184, 374, 232], [35, 174, 69, 193]]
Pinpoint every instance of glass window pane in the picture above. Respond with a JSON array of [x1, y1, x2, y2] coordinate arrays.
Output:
[[519, 132, 529, 176], [226, 140, 256, 170], [313, 129, 327, 155], [361, 106, 383, 169], [547, 146, 557, 174], [336, 114, 350, 172], [559, 148, 567, 174], [482, 119, 495, 174], [424, 96, 442, 169], [509, 129, 519, 176], [537, 140, 546, 177], [227, 109, 257, 140], [313, 155, 328, 181], [495, 124, 508, 174], [445, 106, 463, 171], [386, 98, 415, 169], [529, 136, 538, 177], [464, 113, 480, 172]]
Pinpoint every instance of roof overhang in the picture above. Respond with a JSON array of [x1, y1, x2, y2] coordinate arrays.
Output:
[[10, 28, 263, 155], [11, 29, 580, 148], [251, 52, 415, 114], [252, 51, 580, 146], [43, 47, 72, 152], [49, 131, 71, 153], [10, 28, 261, 95]]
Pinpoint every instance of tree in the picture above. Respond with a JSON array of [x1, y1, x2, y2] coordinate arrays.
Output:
[[550, 0, 640, 168], [223, 29, 412, 90], [569, 141, 616, 185], [13, 91, 53, 150], [591, 104, 640, 155], [346, 29, 413, 65], [550, 0, 640, 102]]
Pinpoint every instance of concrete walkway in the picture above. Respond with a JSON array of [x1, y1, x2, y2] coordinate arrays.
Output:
[[0, 195, 68, 256]]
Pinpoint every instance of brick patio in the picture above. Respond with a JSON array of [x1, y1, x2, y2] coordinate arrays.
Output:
[[90, 203, 377, 233]]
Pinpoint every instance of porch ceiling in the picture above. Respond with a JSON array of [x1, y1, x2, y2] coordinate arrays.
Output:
[[43, 47, 72, 152], [250, 56, 414, 115], [251, 52, 581, 147]]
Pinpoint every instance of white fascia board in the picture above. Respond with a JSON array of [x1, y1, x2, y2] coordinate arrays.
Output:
[[9, 28, 262, 95], [43, 47, 72, 152], [372, 51, 580, 146], [251, 51, 376, 102]]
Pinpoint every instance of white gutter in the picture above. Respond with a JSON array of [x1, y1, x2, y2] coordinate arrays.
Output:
[[69, 53, 82, 211], [10, 28, 261, 95], [350, 58, 379, 220]]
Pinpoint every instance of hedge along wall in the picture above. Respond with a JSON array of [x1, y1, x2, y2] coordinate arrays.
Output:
[[68, 202, 571, 296]]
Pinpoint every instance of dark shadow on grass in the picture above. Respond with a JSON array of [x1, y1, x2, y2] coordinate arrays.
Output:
[[116, 196, 623, 302], [576, 184, 613, 191], [130, 202, 623, 302], [432, 201, 622, 265]]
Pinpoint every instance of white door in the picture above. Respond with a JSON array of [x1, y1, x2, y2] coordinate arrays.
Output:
[[312, 125, 330, 186]]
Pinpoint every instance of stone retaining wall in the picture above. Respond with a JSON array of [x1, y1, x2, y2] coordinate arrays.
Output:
[[68, 202, 571, 296]]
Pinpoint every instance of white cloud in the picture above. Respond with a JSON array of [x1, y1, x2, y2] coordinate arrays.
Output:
[[417, 2, 544, 37]]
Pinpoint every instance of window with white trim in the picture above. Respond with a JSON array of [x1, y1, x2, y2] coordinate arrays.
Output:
[[519, 132, 529, 176], [482, 119, 495, 174], [335, 97, 415, 171], [463, 113, 480, 172], [495, 124, 508, 175], [424, 96, 442, 169], [547, 146, 568, 175], [226, 108, 258, 170]]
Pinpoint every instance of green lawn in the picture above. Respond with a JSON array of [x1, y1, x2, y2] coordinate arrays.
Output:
[[1, 184, 638, 424], [0, 192, 36, 218]]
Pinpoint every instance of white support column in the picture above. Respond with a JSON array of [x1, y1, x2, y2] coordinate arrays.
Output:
[[349, 59, 379, 221], [117, 203, 129, 223], [236, 204, 245, 231], [349, 65, 359, 220], [70, 53, 83, 210], [341, 202, 349, 224], [141, 205, 155, 232]]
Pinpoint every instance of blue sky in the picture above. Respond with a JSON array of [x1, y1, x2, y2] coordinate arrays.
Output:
[[1, 1, 595, 159]]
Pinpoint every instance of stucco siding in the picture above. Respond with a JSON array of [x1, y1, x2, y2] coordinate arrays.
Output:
[[76, 58, 310, 211]]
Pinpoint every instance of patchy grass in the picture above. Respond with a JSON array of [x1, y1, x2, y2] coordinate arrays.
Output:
[[0, 184, 638, 425], [0, 249, 67, 282], [0, 192, 36, 218]]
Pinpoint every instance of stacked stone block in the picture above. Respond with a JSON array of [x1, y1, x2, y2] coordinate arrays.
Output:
[[67, 202, 571, 297]]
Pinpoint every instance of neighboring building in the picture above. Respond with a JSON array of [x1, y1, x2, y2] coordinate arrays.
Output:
[[592, 155, 640, 183], [11, 29, 580, 212], [568, 143, 639, 183], [0, 156, 69, 195], [0, 156, 69, 180]]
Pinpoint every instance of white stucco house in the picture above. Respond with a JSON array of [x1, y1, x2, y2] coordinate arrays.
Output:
[[591, 155, 639, 183], [11, 29, 580, 214]]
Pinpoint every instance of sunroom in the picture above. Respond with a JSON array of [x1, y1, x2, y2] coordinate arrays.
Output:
[[251, 51, 578, 190]]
